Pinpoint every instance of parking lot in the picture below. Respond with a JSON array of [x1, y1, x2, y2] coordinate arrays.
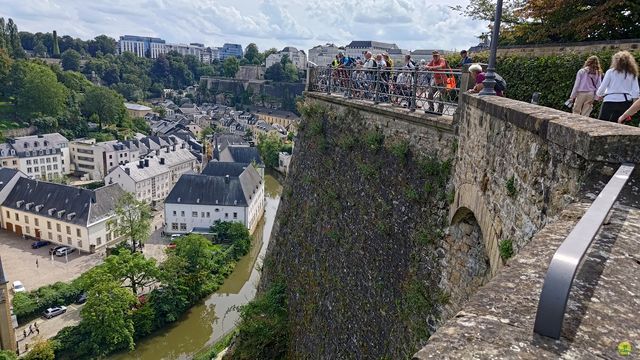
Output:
[[0, 229, 105, 291]]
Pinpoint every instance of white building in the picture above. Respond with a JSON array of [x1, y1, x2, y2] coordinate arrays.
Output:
[[118, 35, 166, 59], [265, 47, 307, 70], [165, 43, 204, 59], [1, 178, 125, 252], [308, 43, 341, 67], [164, 162, 264, 234], [344, 40, 401, 60], [105, 147, 197, 204], [0, 133, 70, 181]]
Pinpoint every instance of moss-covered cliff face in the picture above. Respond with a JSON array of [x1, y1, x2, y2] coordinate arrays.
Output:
[[251, 99, 456, 359]]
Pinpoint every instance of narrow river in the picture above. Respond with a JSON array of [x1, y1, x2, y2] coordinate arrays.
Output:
[[111, 172, 282, 360]]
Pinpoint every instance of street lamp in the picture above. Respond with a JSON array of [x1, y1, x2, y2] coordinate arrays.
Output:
[[480, 0, 504, 96]]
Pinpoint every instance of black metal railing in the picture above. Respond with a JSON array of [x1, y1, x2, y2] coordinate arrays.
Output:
[[308, 66, 462, 116], [533, 163, 635, 339]]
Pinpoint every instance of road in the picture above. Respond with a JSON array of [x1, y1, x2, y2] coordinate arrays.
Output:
[[16, 303, 82, 355]]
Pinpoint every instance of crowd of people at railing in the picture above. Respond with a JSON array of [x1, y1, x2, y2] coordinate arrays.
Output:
[[325, 50, 471, 114]]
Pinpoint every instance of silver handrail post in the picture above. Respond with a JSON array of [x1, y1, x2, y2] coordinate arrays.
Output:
[[533, 163, 635, 339]]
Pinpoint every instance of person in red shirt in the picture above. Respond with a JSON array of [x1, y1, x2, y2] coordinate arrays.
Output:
[[425, 51, 448, 113]]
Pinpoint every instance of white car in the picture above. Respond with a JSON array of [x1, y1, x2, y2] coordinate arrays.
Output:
[[12, 281, 26, 293], [43, 306, 67, 319]]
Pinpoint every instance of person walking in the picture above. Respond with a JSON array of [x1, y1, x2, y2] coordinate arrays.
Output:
[[425, 51, 448, 113], [596, 51, 639, 122], [35, 259, 38, 268], [23, 329, 27, 339], [569, 56, 603, 116]]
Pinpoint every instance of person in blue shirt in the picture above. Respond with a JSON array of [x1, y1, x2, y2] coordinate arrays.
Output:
[[458, 50, 473, 68]]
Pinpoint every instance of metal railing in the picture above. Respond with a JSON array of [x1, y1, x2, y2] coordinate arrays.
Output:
[[533, 163, 635, 339], [308, 66, 462, 116]]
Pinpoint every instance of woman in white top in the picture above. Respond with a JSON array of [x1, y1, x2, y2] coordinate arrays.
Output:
[[596, 51, 639, 122]]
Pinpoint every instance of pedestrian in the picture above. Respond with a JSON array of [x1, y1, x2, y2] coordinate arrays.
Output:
[[458, 50, 473, 68], [36, 259, 38, 268], [34, 322, 38, 330], [596, 50, 639, 122], [28, 325, 33, 335], [23, 329, 26, 339], [425, 51, 449, 113], [569, 55, 602, 117], [36, 327, 39, 335]]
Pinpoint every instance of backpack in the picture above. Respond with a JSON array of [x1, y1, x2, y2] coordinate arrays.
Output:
[[495, 73, 507, 92], [344, 57, 356, 67]]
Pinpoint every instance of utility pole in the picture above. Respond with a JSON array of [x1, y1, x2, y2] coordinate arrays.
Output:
[[480, 0, 504, 96]]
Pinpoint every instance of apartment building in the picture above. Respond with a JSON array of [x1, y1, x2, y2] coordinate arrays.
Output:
[[0, 133, 70, 181], [118, 35, 166, 58], [265, 47, 307, 70], [1, 178, 125, 252], [308, 43, 341, 66]]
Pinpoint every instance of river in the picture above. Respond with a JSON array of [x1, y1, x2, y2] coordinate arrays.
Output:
[[111, 173, 282, 360]]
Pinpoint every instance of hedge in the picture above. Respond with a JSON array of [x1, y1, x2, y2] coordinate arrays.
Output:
[[12, 280, 83, 324], [445, 50, 640, 122]]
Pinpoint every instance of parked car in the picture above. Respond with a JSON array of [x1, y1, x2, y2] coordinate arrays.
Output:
[[43, 306, 66, 319], [55, 247, 76, 257], [12, 281, 26, 293], [76, 292, 87, 304], [49, 245, 66, 255], [31, 240, 51, 249]]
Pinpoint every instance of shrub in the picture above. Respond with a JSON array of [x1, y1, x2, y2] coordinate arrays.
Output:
[[506, 176, 517, 197], [390, 140, 410, 161], [499, 239, 514, 261], [12, 281, 83, 322], [364, 129, 385, 152]]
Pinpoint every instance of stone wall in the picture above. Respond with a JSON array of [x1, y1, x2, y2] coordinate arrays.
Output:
[[451, 93, 640, 264], [491, 38, 640, 57], [3, 126, 37, 138]]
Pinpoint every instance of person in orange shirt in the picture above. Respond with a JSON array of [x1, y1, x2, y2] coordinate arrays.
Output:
[[425, 51, 448, 113]]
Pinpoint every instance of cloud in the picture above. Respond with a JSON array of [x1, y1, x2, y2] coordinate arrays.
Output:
[[0, 0, 486, 53]]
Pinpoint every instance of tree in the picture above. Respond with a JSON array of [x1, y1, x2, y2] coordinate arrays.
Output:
[[23, 340, 55, 360], [223, 56, 240, 78], [80, 280, 136, 356], [82, 86, 126, 129], [6, 19, 25, 58], [244, 43, 260, 64], [211, 221, 252, 259], [8, 61, 67, 119], [113, 192, 152, 250], [57, 70, 93, 92], [33, 39, 47, 57], [168, 234, 225, 300], [87, 35, 117, 56], [284, 63, 299, 82], [0, 48, 11, 87], [262, 48, 279, 62], [280, 54, 291, 68], [264, 63, 285, 82], [52, 30, 60, 58], [61, 49, 81, 71], [257, 133, 283, 169], [103, 248, 159, 295], [33, 116, 59, 133], [0, 18, 7, 51]]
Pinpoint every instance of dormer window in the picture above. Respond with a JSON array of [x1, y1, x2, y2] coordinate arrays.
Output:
[[34, 141, 38, 147], [48, 208, 56, 216], [66, 212, 76, 220], [44, 141, 48, 146], [57, 210, 66, 218], [16, 200, 24, 207], [23, 143, 28, 148], [25, 202, 34, 210], [35, 204, 43, 212]]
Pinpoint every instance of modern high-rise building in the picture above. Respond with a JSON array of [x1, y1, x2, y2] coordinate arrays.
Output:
[[118, 35, 166, 58], [219, 43, 243, 60]]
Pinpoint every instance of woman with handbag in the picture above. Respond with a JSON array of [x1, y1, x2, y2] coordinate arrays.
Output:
[[569, 56, 602, 116], [595, 51, 639, 122]]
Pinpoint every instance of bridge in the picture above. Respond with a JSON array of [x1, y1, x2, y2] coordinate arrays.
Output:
[[296, 66, 640, 358]]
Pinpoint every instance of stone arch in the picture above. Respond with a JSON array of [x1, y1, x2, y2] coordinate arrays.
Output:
[[450, 183, 502, 276]]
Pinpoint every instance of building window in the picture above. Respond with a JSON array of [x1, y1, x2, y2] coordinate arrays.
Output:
[[27, 160, 31, 165], [192, 211, 198, 217], [225, 213, 228, 218], [206, 212, 210, 218], [76, 228, 81, 237], [233, 212, 238, 219], [27, 167, 32, 173], [47, 221, 51, 230], [171, 223, 178, 230], [14, 213, 18, 221], [56, 223, 61, 232], [4, 211, 8, 219], [215, 208, 219, 212], [34, 218, 39, 226], [106, 233, 112, 242], [66, 226, 71, 235], [78, 240, 82, 248], [25, 226, 30, 234], [172, 210, 176, 216], [48, 232, 52, 240], [201, 212, 205, 218], [180, 211, 185, 217], [97, 237, 102, 246], [53, 164, 58, 170], [180, 223, 187, 231], [57, 234, 62, 242], [24, 216, 29, 224], [67, 237, 72, 244]]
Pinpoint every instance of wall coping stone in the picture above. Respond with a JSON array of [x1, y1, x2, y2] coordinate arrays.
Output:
[[305, 92, 455, 133], [463, 93, 640, 163]]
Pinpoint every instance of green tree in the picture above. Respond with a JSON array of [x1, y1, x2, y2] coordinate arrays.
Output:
[[280, 53, 291, 68], [257, 132, 283, 169], [82, 85, 126, 129], [264, 63, 284, 82], [262, 47, 279, 62], [223, 56, 240, 78], [103, 248, 159, 295], [61, 49, 81, 71], [0, 350, 17, 360], [52, 30, 60, 58], [33, 116, 59, 133], [6, 19, 25, 59], [284, 62, 299, 82], [8, 61, 67, 119], [23, 340, 55, 360], [87, 35, 117, 56], [0, 18, 6, 52], [0, 48, 11, 86], [113, 192, 152, 250], [80, 280, 137, 356], [33, 39, 47, 57], [57, 70, 93, 92], [211, 221, 251, 259], [244, 43, 260, 64]]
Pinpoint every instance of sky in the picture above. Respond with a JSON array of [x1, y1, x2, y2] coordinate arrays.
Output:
[[0, 0, 488, 53]]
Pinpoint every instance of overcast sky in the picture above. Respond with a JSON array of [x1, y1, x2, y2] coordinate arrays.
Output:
[[0, 0, 488, 52]]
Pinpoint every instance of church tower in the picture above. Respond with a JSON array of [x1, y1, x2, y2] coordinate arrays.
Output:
[[0, 257, 16, 352]]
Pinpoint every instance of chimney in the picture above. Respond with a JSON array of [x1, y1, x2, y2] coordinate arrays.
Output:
[[172, 145, 176, 151], [181, 143, 185, 149], [225, 174, 230, 183], [125, 168, 130, 175], [166, 147, 170, 153], [139, 160, 144, 168], [144, 159, 149, 167], [156, 149, 160, 155], [160, 158, 165, 165]]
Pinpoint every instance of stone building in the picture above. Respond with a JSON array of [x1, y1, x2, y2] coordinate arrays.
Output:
[[0, 133, 70, 181], [266, 46, 307, 70], [0, 257, 16, 352]]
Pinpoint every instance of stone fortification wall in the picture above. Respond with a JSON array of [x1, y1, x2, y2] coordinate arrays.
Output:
[[491, 38, 640, 57]]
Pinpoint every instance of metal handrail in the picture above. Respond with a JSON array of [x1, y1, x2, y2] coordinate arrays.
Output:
[[308, 66, 462, 116], [533, 163, 635, 339]]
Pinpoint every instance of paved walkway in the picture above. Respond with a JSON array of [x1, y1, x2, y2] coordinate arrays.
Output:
[[415, 202, 640, 359], [15, 303, 82, 355]]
